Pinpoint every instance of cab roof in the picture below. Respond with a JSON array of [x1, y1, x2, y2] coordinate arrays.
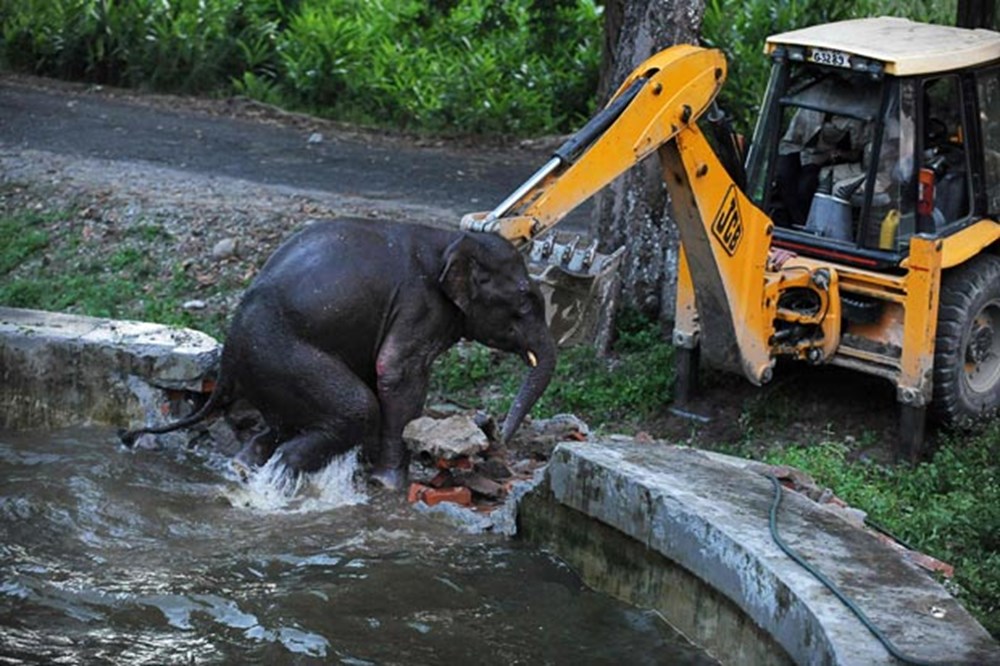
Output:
[[766, 17, 1000, 76]]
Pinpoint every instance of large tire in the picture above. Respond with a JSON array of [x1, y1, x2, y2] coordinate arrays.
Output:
[[932, 254, 1000, 426]]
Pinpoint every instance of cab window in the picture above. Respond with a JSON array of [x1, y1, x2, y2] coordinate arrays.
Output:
[[859, 81, 915, 252], [917, 74, 970, 231], [976, 66, 1000, 214]]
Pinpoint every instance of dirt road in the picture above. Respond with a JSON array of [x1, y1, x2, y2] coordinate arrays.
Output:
[[0, 74, 589, 231]]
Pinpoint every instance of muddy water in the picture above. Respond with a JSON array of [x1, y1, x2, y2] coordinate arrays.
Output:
[[0, 427, 716, 665]]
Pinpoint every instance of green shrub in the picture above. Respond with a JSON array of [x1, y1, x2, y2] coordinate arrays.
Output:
[[271, 0, 601, 133], [0, 0, 602, 135]]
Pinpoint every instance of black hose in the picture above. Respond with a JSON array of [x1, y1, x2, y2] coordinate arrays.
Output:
[[552, 76, 648, 164], [766, 475, 943, 666]]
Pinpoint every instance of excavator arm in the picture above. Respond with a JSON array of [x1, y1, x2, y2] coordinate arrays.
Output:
[[463, 45, 726, 240], [462, 45, 780, 384]]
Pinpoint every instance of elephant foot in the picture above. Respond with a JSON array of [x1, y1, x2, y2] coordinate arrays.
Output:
[[232, 432, 279, 482], [232, 446, 269, 482], [370, 466, 408, 491], [231, 456, 254, 482]]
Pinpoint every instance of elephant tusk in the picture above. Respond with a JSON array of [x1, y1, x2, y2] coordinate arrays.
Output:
[[526, 350, 538, 368]]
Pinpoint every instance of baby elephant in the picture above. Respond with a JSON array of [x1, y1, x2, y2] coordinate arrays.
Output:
[[121, 218, 556, 489]]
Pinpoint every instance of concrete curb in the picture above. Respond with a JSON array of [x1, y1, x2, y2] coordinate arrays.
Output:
[[543, 441, 999, 665], [0, 307, 218, 429]]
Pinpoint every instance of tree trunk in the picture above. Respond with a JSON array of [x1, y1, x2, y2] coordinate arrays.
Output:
[[592, 0, 706, 324], [957, 0, 997, 29]]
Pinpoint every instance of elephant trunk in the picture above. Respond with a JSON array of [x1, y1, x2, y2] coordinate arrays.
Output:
[[500, 330, 557, 445]]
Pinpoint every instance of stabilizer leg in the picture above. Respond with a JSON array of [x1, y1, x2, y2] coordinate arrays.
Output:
[[674, 345, 701, 407], [898, 404, 927, 463]]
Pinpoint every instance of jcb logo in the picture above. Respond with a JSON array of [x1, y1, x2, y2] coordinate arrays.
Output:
[[711, 186, 743, 256]]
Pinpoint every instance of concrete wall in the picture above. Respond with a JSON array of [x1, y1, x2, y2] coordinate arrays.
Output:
[[520, 485, 792, 664], [521, 441, 1000, 665], [0, 307, 218, 429]]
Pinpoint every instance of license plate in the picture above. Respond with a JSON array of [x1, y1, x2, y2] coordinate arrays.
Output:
[[808, 48, 851, 69]]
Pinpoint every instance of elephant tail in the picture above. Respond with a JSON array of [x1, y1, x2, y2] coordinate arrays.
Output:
[[118, 356, 238, 448]]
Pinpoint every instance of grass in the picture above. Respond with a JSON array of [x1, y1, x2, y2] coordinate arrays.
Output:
[[0, 209, 51, 274], [429, 310, 675, 430], [0, 202, 229, 338]]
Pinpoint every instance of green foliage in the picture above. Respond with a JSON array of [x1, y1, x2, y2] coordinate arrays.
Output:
[[0, 208, 226, 338], [430, 310, 674, 430], [270, 0, 601, 133], [0, 0, 602, 135], [2, 0, 966, 136], [762, 429, 1000, 637], [0, 0, 259, 90]]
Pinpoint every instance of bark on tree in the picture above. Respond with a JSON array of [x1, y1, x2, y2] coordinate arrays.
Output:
[[592, 0, 706, 324], [957, 0, 997, 29]]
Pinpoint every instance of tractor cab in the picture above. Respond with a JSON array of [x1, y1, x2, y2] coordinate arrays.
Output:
[[746, 17, 1000, 270]]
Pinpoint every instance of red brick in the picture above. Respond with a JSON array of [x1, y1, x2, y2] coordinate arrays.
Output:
[[420, 486, 472, 507], [408, 482, 430, 504], [408, 483, 472, 507], [428, 470, 452, 489]]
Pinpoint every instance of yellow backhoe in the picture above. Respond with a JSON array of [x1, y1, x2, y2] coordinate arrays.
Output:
[[462, 17, 1000, 458]]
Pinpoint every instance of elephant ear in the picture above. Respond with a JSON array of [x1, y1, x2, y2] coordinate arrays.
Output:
[[439, 235, 484, 314]]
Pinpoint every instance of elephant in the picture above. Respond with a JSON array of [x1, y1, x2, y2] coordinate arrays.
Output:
[[121, 218, 556, 489]]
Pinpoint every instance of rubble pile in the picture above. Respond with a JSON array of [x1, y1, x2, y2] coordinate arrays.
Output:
[[404, 409, 589, 520]]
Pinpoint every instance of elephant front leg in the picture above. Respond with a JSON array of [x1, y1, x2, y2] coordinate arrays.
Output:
[[371, 344, 435, 490]]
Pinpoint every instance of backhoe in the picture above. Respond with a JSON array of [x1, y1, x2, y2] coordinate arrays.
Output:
[[462, 17, 1000, 458]]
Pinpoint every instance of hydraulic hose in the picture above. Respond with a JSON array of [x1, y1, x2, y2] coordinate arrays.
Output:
[[552, 76, 649, 164], [766, 475, 942, 666], [485, 75, 649, 223]]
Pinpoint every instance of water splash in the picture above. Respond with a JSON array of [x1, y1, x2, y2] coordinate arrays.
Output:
[[223, 451, 368, 513]]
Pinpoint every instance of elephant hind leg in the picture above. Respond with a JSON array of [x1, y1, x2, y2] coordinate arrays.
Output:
[[274, 390, 380, 474], [238, 339, 381, 474], [275, 429, 356, 473]]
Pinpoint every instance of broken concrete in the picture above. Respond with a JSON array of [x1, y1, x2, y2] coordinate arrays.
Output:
[[415, 466, 547, 536], [404, 414, 490, 461], [523, 440, 1000, 665], [0, 307, 218, 429]]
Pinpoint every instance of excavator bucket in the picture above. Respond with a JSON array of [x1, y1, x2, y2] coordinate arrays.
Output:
[[525, 233, 624, 349], [460, 211, 624, 349]]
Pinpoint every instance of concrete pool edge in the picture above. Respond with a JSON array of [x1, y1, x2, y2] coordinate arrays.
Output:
[[523, 441, 999, 665], [0, 306, 218, 429]]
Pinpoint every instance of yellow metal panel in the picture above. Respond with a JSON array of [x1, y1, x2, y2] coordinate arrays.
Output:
[[899, 236, 943, 405], [663, 125, 775, 384], [938, 219, 1000, 269]]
